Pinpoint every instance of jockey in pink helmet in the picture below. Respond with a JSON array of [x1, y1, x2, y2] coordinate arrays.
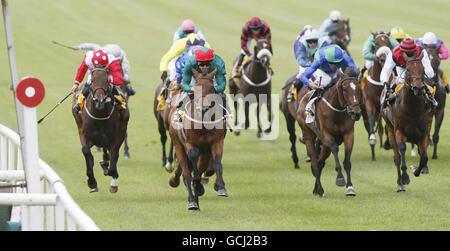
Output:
[[172, 19, 206, 46]]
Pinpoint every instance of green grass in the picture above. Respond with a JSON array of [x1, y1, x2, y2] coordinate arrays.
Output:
[[0, 0, 449, 230]]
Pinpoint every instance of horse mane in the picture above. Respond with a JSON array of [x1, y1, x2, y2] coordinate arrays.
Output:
[[344, 66, 359, 78]]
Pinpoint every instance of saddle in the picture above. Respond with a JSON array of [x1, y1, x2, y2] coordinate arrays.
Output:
[[157, 81, 179, 111], [232, 55, 253, 83]]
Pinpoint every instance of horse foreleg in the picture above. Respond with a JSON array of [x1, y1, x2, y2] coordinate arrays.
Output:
[[432, 108, 444, 159], [304, 133, 324, 197], [285, 112, 299, 169], [395, 130, 409, 190], [212, 138, 227, 197], [186, 145, 204, 197], [414, 136, 430, 177], [264, 94, 272, 134], [123, 133, 130, 159], [82, 144, 97, 192], [244, 101, 250, 130], [343, 131, 356, 196], [367, 107, 377, 161], [173, 143, 198, 210], [158, 119, 168, 168], [256, 98, 262, 138], [107, 145, 120, 193]]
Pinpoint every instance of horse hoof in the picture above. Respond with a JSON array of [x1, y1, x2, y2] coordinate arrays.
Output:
[[193, 183, 205, 197], [305, 156, 311, 162], [397, 185, 406, 192], [109, 186, 118, 193], [421, 166, 429, 174], [257, 132, 263, 138], [264, 128, 271, 134], [169, 177, 180, 187], [164, 162, 173, 173], [432, 155, 438, 160], [200, 176, 209, 184], [336, 177, 346, 187], [294, 164, 300, 169], [214, 183, 219, 192], [217, 188, 228, 197], [123, 153, 130, 159], [188, 202, 199, 210], [346, 186, 356, 196], [234, 130, 240, 136], [89, 187, 98, 193]]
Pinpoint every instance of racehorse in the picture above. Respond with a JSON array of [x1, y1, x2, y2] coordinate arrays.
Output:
[[153, 80, 176, 171], [361, 32, 393, 160], [411, 44, 446, 159], [296, 68, 362, 197], [72, 68, 130, 193], [382, 53, 434, 192], [168, 68, 228, 210], [331, 19, 352, 56], [229, 39, 273, 138]]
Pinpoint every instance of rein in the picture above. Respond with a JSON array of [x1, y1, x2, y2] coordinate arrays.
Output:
[[321, 77, 359, 113]]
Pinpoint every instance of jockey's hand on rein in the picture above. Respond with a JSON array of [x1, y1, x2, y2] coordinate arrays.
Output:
[[71, 84, 78, 94]]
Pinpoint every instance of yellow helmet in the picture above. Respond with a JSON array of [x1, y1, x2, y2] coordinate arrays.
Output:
[[390, 26, 406, 40]]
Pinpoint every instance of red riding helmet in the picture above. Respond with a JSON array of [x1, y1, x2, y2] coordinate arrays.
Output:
[[400, 38, 417, 53], [248, 17, 263, 29], [91, 49, 109, 68], [195, 47, 214, 62]]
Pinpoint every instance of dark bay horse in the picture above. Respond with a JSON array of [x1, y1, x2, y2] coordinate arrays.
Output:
[[361, 32, 393, 160], [169, 69, 228, 210], [153, 80, 177, 172], [411, 44, 446, 159], [229, 39, 273, 138], [331, 19, 351, 56], [382, 53, 434, 192], [72, 68, 129, 193], [296, 68, 362, 197]]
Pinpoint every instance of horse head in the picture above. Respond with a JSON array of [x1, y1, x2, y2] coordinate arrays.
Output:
[[254, 39, 272, 68], [333, 19, 351, 49], [423, 44, 441, 80], [192, 68, 218, 113], [404, 53, 426, 96], [373, 32, 392, 66], [337, 67, 362, 121], [90, 68, 111, 110]]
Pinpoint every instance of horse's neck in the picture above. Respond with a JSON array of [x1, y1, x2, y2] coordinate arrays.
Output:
[[398, 87, 426, 113], [370, 58, 383, 81], [323, 83, 345, 111], [246, 60, 267, 81]]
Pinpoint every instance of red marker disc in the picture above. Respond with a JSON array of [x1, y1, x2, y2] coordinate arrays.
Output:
[[16, 77, 45, 107]]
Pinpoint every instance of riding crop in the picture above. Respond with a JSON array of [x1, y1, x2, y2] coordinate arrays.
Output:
[[37, 92, 73, 124]]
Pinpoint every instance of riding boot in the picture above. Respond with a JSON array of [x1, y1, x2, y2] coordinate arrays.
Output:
[[73, 94, 85, 114], [359, 66, 367, 82], [383, 82, 396, 107], [232, 53, 245, 79], [125, 81, 136, 96]]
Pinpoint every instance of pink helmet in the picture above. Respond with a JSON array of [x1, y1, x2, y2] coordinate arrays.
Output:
[[181, 19, 195, 31], [91, 49, 109, 68]]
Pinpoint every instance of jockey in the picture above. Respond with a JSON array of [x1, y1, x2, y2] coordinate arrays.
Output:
[[318, 10, 341, 43], [173, 47, 227, 123], [380, 38, 436, 107], [360, 31, 399, 79], [293, 26, 329, 88], [416, 32, 449, 93], [298, 44, 357, 121], [73, 43, 135, 96], [159, 33, 210, 86], [231, 17, 272, 78], [71, 49, 127, 114], [172, 19, 206, 47], [390, 26, 411, 44]]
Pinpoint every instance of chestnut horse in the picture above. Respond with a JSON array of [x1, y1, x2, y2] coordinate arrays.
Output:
[[72, 68, 130, 193], [361, 32, 393, 160], [411, 44, 446, 159], [296, 68, 362, 197], [229, 39, 273, 137], [169, 69, 228, 210], [382, 54, 434, 192]]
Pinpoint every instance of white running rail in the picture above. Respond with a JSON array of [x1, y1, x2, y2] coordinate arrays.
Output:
[[0, 124, 99, 231]]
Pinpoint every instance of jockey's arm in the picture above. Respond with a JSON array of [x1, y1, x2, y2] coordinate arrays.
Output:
[[297, 43, 310, 67], [109, 60, 124, 86], [181, 58, 195, 92], [214, 56, 227, 93], [362, 36, 376, 61], [342, 50, 358, 71], [121, 56, 131, 82], [240, 29, 252, 56], [160, 38, 186, 72], [380, 51, 396, 84], [300, 60, 320, 87], [74, 59, 89, 85], [421, 50, 435, 79], [389, 36, 399, 48], [438, 41, 449, 60]]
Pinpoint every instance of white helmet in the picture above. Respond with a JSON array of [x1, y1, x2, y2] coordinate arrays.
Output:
[[103, 44, 123, 60], [303, 28, 319, 41], [422, 32, 437, 45], [329, 10, 341, 21]]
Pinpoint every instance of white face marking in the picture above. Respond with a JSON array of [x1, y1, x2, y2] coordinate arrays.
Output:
[[350, 82, 356, 90]]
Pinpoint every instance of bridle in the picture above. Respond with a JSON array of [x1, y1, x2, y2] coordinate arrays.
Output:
[[85, 67, 115, 120]]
